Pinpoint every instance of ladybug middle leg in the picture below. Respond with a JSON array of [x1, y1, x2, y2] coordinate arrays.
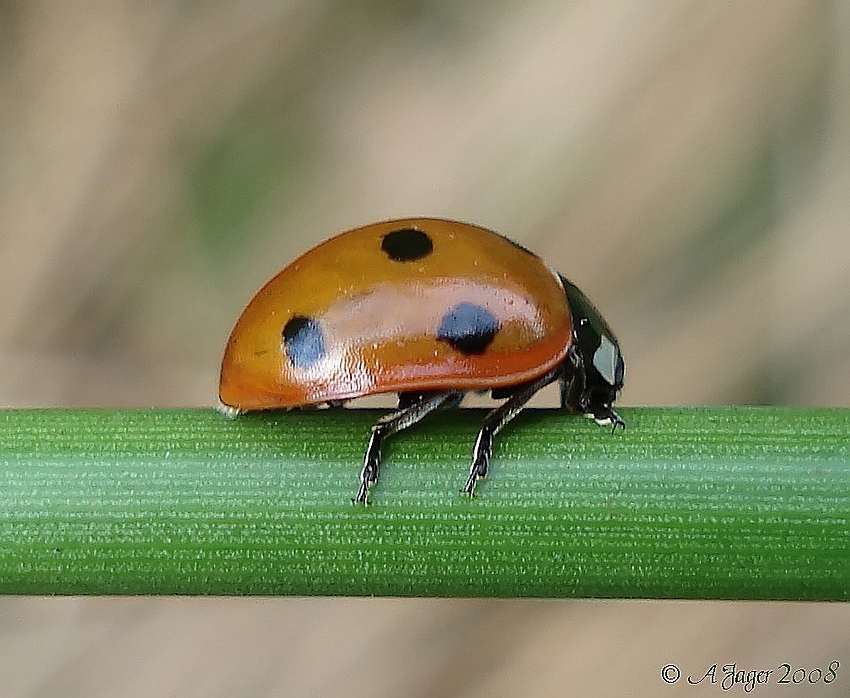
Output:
[[356, 390, 463, 504], [463, 367, 561, 496]]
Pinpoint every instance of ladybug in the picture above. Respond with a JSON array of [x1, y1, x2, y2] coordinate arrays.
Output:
[[219, 218, 625, 503]]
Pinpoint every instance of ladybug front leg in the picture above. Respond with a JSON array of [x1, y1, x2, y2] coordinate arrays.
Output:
[[464, 368, 560, 496], [355, 390, 462, 504]]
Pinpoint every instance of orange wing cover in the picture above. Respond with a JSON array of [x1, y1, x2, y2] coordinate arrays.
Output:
[[219, 218, 572, 410]]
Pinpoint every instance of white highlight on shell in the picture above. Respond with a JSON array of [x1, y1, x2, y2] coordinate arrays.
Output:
[[593, 334, 618, 386]]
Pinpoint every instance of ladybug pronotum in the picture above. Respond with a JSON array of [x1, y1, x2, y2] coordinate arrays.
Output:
[[219, 218, 625, 503]]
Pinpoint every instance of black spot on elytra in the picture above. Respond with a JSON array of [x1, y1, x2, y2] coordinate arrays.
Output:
[[282, 316, 325, 368], [437, 302, 499, 355], [381, 228, 434, 262]]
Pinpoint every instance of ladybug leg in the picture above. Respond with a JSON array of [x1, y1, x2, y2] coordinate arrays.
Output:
[[355, 391, 463, 504], [464, 368, 560, 496], [558, 345, 585, 411]]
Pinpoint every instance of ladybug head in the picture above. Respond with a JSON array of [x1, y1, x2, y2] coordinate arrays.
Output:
[[560, 276, 625, 426]]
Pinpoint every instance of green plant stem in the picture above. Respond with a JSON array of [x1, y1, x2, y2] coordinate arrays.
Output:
[[0, 407, 847, 598]]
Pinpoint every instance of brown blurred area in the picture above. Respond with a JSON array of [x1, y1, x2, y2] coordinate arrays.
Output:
[[1, 2, 848, 696]]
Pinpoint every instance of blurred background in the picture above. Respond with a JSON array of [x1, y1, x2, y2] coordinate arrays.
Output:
[[1, 1, 848, 696]]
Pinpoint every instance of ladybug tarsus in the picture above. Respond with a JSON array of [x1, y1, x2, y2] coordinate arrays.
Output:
[[607, 410, 626, 434], [463, 430, 492, 496], [463, 367, 561, 496], [356, 391, 462, 504], [355, 430, 382, 504]]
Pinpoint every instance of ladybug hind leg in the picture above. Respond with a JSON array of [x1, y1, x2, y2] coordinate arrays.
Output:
[[464, 367, 561, 496], [355, 390, 463, 504]]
